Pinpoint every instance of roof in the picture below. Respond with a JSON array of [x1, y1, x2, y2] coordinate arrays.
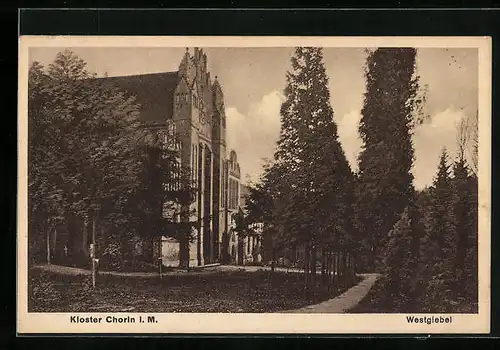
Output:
[[97, 71, 179, 122]]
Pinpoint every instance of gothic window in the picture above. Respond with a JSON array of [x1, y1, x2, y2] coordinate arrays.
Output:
[[231, 180, 234, 209], [194, 145, 198, 186], [235, 182, 238, 209], [225, 163, 228, 208], [228, 179, 232, 209], [233, 181, 236, 209], [168, 121, 176, 135], [232, 180, 236, 209], [232, 180, 235, 209], [174, 160, 180, 191], [221, 163, 225, 208], [192, 144, 195, 181], [221, 167, 224, 208]]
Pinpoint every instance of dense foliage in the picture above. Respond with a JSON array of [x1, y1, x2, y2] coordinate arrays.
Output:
[[28, 48, 479, 312], [355, 48, 419, 272], [28, 50, 196, 269], [246, 47, 356, 287]]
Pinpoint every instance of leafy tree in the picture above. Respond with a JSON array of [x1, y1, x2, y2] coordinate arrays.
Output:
[[29, 50, 145, 266], [356, 48, 419, 272], [132, 124, 198, 267], [246, 160, 284, 265], [29, 50, 201, 269], [28, 61, 66, 263]]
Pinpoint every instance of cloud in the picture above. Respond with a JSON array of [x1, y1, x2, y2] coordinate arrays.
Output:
[[226, 97, 468, 191], [336, 109, 363, 173], [225, 90, 284, 183], [334, 107, 466, 190], [412, 108, 466, 189]]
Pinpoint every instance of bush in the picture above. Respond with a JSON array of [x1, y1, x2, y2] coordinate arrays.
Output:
[[99, 241, 124, 270]]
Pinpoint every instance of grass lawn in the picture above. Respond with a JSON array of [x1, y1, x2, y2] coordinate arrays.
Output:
[[29, 268, 357, 313]]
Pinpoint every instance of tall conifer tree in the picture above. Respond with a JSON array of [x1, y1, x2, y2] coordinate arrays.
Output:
[[452, 156, 472, 286], [464, 173, 478, 306], [274, 47, 354, 281], [356, 48, 418, 271], [383, 207, 414, 310], [421, 149, 457, 311]]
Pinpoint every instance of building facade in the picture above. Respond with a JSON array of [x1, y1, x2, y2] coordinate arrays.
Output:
[[105, 48, 246, 267]]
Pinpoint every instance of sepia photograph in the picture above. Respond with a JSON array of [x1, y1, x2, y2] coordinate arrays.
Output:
[[17, 36, 491, 334]]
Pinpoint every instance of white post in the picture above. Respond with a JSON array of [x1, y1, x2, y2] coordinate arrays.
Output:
[[90, 243, 96, 288], [92, 259, 98, 289]]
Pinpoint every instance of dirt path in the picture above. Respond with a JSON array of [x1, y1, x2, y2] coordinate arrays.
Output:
[[286, 273, 380, 313], [33, 263, 314, 277], [32, 264, 221, 278]]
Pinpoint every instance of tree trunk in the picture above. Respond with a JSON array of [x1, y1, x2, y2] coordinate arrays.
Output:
[[82, 215, 90, 258], [46, 228, 51, 265], [91, 213, 98, 288], [237, 234, 244, 265], [142, 237, 154, 263], [371, 244, 377, 272], [347, 253, 353, 285], [351, 251, 357, 276], [339, 251, 344, 284], [304, 243, 310, 288], [331, 252, 335, 288], [310, 242, 317, 286], [321, 247, 327, 286], [179, 234, 190, 269], [326, 252, 331, 290], [271, 244, 276, 273], [51, 227, 58, 261], [221, 230, 229, 264], [343, 251, 349, 284], [92, 214, 97, 254], [332, 252, 337, 288], [197, 221, 202, 266]]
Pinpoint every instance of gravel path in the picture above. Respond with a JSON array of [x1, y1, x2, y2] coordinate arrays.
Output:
[[286, 273, 380, 313]]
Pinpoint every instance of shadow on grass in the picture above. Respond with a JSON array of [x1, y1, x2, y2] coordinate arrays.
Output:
[[28, 268, 358, 313]]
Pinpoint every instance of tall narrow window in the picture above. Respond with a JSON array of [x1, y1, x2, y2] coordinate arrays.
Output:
[[229, 179, 232, 209], [231, 180, 233, 209], [194, 145, 197, 186]]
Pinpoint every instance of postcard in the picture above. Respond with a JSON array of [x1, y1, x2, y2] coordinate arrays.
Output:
[[17, 35, 491, 334]]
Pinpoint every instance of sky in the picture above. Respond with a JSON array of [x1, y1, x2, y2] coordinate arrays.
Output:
[[29, 46, 478, 190]]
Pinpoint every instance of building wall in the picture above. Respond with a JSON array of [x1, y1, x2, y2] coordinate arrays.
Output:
[[161, 48, 235, 267]]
